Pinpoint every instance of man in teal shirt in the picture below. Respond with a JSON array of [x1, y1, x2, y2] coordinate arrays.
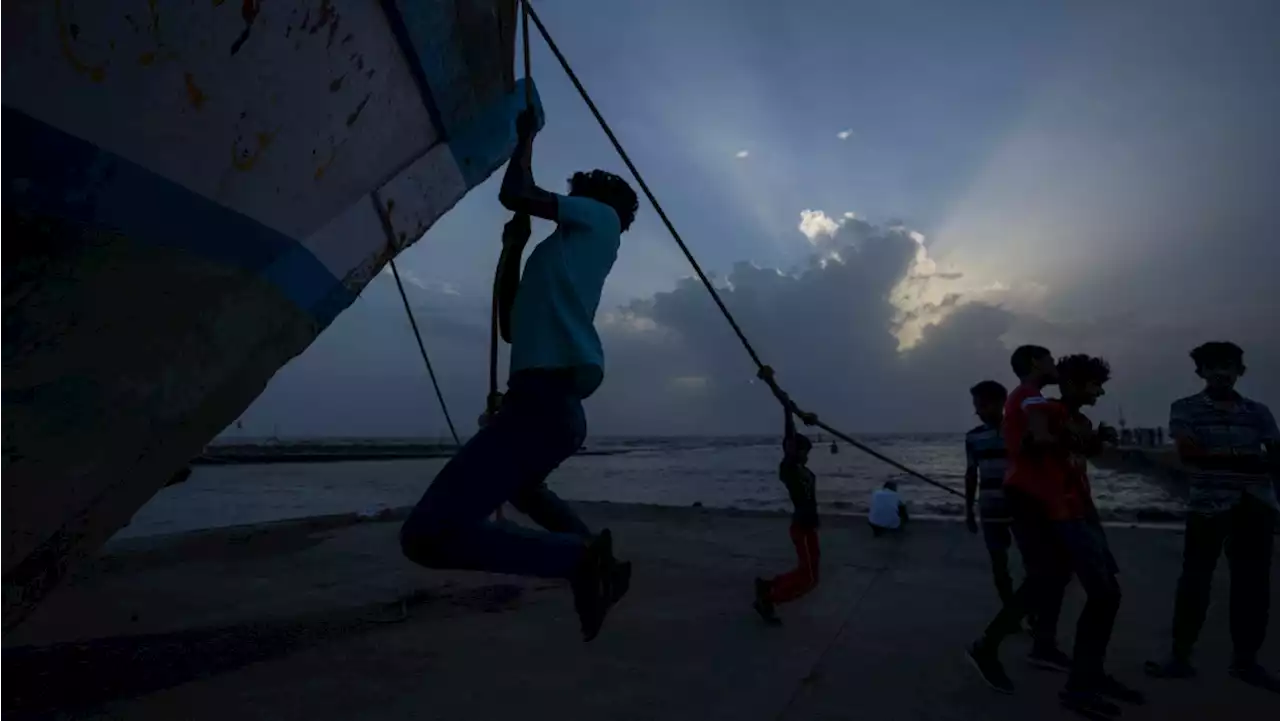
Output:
[[400, 110, 639, 642]]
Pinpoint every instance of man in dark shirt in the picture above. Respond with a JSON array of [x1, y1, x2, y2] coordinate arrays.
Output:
[[753, 399, 819, 625], [1145, 341, 1280, 691]]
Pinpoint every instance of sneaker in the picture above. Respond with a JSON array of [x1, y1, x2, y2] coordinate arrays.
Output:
[[1059, 687, 1120, 718], [1027, 645, 1073, 673], [572, 529, 616, 642], [966, 641, 1015, 694], [753, 578, 781, 626], [1229, 662, 1280, 694], [1093, 674, 1146, 706], [1144, 656, 1196, 679]]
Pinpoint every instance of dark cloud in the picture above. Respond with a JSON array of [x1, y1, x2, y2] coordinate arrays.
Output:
[[240, 213, 1279, 438], [591, 219, 1013, 434]]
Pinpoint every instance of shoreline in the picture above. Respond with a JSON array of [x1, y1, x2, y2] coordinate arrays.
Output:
[[130, 444, 1198, 543], [106, 500, 1190, 559], [193, 450, 633, 465], [195, 442, 628, 465]]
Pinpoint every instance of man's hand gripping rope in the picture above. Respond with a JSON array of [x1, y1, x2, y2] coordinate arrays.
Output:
[[757, 365, 818, 427]]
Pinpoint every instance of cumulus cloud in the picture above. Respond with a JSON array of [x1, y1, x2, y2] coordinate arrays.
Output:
[[798, 209, 840, 241], [243, 209, 1280, 438], [735, 150, 750, 159], [590, 213, 1019, 433], [244, 211, 1002, 436], [594, 206, 1280, 432], [837, 129, 854, 140]]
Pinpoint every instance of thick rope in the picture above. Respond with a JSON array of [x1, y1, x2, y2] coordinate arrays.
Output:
[[487, 268, 502, 414], [522, 0, 533, 106], [523, 1, 962, 499], [522, 3, 764, 371], [488, 1, 537, 417], [474, 0, 539, 520], [388, 258, 461, 445], [813, 420, 963, 498]]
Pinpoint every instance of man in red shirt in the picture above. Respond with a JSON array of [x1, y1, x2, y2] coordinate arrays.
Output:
[[968, 350, 1144, 715], [973, 346, 1073, 675]]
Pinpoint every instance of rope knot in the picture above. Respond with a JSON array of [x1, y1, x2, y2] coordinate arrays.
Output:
[[757, 365, 784, 396]]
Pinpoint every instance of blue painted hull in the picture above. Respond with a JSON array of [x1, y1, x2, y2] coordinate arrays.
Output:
[[2, 0, 537, 627]]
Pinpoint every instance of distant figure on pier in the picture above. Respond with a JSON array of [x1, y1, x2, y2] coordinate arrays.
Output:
[[868, 481, 909, 537], [1146, 341, 1280, 691]]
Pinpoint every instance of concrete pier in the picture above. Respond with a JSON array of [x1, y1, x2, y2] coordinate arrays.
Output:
[[5, 503, 1277, 720]]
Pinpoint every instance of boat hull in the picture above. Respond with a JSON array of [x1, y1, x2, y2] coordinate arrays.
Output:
[[2, 0, 535, 627]]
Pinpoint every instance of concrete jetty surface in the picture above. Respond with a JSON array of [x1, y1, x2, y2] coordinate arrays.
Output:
[[5, 503, 1278, 720]]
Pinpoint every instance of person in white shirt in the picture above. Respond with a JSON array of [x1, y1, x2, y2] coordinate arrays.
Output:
[[869, 481, 909, 537]]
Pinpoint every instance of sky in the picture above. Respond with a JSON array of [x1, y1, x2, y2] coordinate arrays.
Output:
[[238, 0, 1280, 438]]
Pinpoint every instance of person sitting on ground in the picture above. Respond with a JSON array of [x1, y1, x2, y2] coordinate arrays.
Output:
[[1145, 341, 1280, 692], [753, 381, 821, 625], [398, 108, 639, 642], [868, 481, 909, 537]]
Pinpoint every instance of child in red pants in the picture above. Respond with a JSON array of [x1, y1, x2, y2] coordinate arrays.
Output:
[[754, 405, 819, 624]]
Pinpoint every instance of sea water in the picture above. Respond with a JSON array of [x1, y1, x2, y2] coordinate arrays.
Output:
[[116, 434, 1184, 539]]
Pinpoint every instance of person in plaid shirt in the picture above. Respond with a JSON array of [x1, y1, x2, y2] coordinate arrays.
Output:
[[1145, 342, 1279, 692]]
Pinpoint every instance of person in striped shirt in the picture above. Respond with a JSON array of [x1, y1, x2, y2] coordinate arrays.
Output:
[[1145, 342, 1280, 692], [964, 380, 1018, 608]]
